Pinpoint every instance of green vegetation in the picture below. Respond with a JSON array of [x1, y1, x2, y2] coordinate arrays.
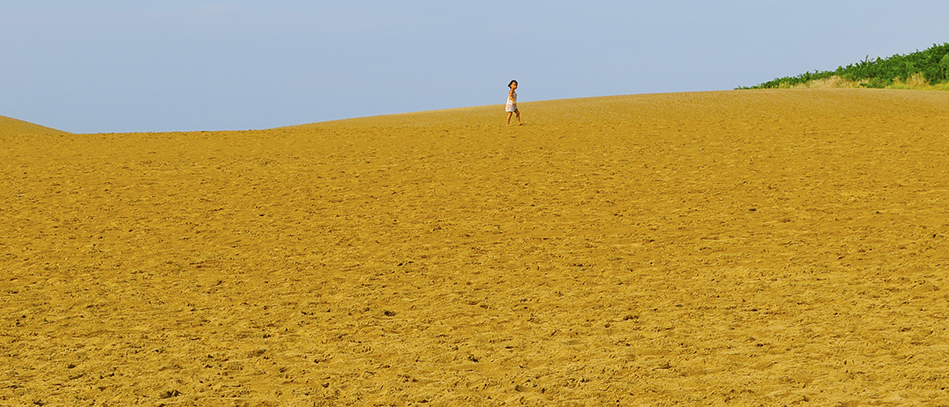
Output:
[[743, 43, 949, 89]]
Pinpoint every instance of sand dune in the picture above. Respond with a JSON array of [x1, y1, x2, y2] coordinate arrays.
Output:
[[0, 115, 68, 137], [2, 89, 949, 405]]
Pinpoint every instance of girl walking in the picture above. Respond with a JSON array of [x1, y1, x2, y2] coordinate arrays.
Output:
[[506, 80, 521, 126]]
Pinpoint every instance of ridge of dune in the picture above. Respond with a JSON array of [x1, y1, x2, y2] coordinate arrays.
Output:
[[3, 89, 949, 406], [292, 88, 949, 129], [0, 115, 69, 137]]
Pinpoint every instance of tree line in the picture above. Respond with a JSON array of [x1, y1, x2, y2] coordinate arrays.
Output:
[[743, 43, 949, 89]]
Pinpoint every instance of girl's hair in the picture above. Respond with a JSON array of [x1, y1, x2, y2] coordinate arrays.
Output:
[[508, 80, 517, 88]]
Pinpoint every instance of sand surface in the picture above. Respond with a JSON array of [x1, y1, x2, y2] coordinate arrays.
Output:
[[0, 115, 68, 138], [2, 89, 949, 406]]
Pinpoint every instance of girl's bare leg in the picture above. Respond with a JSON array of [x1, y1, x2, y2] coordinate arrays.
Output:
[[515, 109, 521, 125], [507, 112, 513, 125]]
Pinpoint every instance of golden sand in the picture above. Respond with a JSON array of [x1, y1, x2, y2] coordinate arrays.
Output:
[[0, 115, 68, 137], [2, 89, 949, 405]]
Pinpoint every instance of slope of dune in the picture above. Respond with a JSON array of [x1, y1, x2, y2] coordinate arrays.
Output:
[[0, 115, 68, 137], [2, 89, 949, 406]]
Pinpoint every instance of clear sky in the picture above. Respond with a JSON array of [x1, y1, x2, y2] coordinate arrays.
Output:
[[3, 1, 948, 133]]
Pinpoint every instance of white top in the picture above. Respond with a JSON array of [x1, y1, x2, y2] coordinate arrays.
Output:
[[506, 90, 517, 111]]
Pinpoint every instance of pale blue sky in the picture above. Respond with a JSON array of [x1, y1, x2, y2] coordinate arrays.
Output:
[[3, 1, 948, 133]]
